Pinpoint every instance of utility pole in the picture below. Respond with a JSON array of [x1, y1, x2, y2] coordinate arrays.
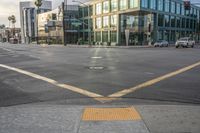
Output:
[[62, 2, 67, 46]]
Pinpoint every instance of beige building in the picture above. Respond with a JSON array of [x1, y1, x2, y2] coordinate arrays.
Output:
[[38, 6, 63, 44]]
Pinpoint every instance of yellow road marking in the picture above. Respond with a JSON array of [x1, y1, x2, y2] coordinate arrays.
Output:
[[108, 61, 200, 99], [82, 107, 141, 121], [0, 64, 104, 101]]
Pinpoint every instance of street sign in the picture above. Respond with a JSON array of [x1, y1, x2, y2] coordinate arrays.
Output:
[[72, 22, 82, 27]]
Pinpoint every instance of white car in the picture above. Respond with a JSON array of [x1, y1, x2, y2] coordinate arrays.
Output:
[[154, 40, 169, 47], [175, 37, 195, 48]]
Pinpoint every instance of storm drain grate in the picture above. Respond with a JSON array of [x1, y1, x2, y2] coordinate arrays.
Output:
[[82, 107, 141, 121]]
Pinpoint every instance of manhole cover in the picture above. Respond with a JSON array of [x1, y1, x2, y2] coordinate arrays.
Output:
[[89, 66, 104, 70]]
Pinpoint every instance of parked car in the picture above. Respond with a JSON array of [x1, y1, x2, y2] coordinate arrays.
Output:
[[9, 38, 18, 44], [154, 40, 169, 47], [175, 37, 195, 48]]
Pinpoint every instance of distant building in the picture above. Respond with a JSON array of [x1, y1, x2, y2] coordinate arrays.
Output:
[[63, 4, 80, 45], [38, 5, 63, 44], [87, 0, 200, 46], [0, 27, 21, 43], [19, 0, 52, 44]]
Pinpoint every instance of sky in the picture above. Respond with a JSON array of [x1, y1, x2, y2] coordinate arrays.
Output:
[[0, 0, 199, 27], [0, 0, 64, 27]]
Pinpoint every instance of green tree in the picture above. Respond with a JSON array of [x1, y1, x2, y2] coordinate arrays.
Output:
[[35, 0, 43, 44], [0, 24, 5, 29]]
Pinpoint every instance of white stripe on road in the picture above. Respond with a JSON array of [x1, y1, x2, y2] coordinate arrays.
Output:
[[0, 64, 104, 101]]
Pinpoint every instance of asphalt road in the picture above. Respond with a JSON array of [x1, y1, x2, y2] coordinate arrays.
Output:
[[0, 43, 200, 106], [0, 43, 200, 133]]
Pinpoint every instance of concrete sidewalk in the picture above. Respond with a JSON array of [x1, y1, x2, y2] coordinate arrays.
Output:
[[0, 103, 199, 133]]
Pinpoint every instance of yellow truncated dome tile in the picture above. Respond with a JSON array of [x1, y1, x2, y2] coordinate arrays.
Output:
[[82, 107, 141, 121]]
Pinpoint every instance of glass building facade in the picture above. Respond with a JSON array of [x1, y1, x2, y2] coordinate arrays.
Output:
[[88, 0, 200, 46]]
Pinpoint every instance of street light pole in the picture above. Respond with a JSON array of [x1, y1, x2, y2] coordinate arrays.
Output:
[[72, 0, 91, 45]]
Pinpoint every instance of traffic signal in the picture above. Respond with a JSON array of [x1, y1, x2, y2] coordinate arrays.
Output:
[[184, 1, 191, 10]]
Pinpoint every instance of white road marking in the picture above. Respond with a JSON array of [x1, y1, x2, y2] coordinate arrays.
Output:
[[108, 61, 200, 98], [0, 64, 104, 101]]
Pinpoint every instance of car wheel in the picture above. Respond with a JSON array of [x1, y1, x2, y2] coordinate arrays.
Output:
[[191, 44, 194, 48], [176, 45, 179, 48]]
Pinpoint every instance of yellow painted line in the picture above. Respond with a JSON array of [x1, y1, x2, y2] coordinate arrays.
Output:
[[0, 64, 104, 101], [82, 107, 141, 121], [108, 61, 200, 98]]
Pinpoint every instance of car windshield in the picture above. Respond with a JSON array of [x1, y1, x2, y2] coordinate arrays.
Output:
[[179, 38, 188, 41]]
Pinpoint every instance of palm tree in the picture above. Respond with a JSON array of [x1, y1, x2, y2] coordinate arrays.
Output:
[[8, 16, 12, 28], [35, 0, 43, 44], [0, 24, 5, 29], [10, 15, 16, 37]]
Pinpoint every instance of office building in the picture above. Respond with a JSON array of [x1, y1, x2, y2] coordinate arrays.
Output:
[[19, 0, 52, 43]]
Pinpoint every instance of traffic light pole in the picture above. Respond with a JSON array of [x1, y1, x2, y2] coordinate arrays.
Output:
[[62, 2, 67, 46]]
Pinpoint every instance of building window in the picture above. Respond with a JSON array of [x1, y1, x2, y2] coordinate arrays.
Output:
[[176, 17, 181, 28], [181, 4, 185, 15], [186, 10, 190, 16], [96, 31, 101, 42], [171, 1, 176, 14], [171, 16, 176, 27], [102, 31, 108, 42], [158, 30, 163, 40], [164, 30, 170, 41], [96, 17, 101, 29], [158, 0, 164, 11], [182, 18, 185, 28], [130, 0, 139, 8], [190, 19, 193, 29], [111, 15, 117, 27], [171, 30, 175, 41], [141, 0, 148, 8], [158, 14, 164, 27], [165, 0, 170, 12], [186, 19, 189, 28], [96, 3, 102, 15], [103, 16, 109, 28], [176, 3, 181, 14], [194, 8, 197, 17], [84, 19, 88, 29], [165, 15, 170, 27], [150, 0, 156, 10], [120, 0, 127, 10], [103, 1, 109, 13], [110, 31, 117, 42], [190, 8, 194, 17], [111, 0, 118, 12]]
